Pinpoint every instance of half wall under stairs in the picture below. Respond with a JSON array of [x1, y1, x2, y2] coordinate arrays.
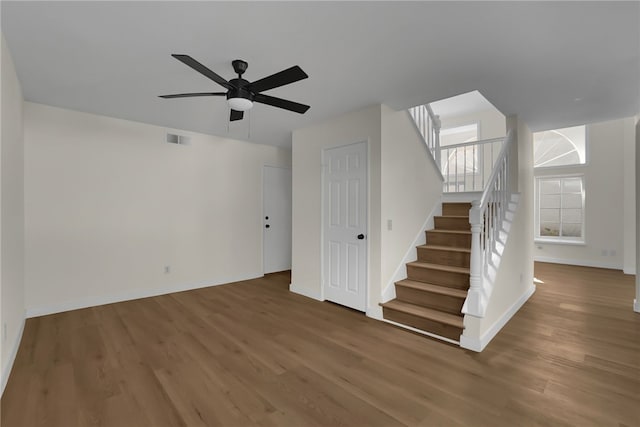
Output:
[[380, 202, 471, 342]]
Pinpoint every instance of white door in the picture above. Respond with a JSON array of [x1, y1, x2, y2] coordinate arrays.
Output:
[[263, 166, 292, 274], [323, 142, 367, 311]]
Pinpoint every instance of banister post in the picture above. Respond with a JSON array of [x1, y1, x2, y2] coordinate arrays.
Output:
[[464, 200, 484, 316]]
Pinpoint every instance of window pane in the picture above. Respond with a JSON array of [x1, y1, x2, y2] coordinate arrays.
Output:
[[561, 223, 582, 238], [563, 193, 582, 209], [540, 179, 561, 194], [562, 208, 582, 223], [540, 223, 560, 236], [540, 194, 560, 209], [540, 208, 560, 222], [562, 178, 583, 193], [534, 125, 586, 168], [440, 124, 478, 147]]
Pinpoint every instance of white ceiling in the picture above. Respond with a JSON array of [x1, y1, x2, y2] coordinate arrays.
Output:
[[2, 1, 638, 148], [429, 90, 499, 120]]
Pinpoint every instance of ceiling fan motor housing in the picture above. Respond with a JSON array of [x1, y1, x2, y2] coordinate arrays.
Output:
[[227, 78, 253, 101]]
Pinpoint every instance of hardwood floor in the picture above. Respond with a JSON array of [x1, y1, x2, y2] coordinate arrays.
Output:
[[2, 263, 639, 426]]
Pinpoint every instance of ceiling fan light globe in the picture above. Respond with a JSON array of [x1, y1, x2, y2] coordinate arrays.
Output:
[[227, 97, 253, 111]]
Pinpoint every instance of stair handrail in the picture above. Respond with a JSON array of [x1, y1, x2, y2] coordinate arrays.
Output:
[[465, 129, 516, 317]]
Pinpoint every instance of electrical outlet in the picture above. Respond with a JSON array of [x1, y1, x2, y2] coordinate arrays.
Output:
[[3, 322, 7, 341], [387, 219, 393, 231], [610, 250, 617, 257], [601, 249, 608, 256], [164, 265, 171, 274]]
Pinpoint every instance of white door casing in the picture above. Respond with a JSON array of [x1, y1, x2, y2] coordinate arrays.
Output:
[[263, 166, 292, 274], [323, 141, 368, 312]]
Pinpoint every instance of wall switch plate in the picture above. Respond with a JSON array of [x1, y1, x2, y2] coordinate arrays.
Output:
[[387, 219, 392, 231], [3, 322, 7, 341], [164, 266, 171, 274]]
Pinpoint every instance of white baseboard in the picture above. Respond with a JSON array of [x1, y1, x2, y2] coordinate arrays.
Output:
[[1, 316, 26, 397], [25, 272, 263, 318], [460, 285, 536, 352], [534, 256, 622, 270], [634, 299, 640, 313], [289, 283, 323, 301], [381, 318, 460, 345]]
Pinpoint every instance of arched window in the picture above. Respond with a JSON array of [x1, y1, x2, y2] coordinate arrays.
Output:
[[534, 125, 586, 168]]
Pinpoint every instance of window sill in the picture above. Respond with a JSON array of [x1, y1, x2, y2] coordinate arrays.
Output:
[[535, 239, 586, 246]]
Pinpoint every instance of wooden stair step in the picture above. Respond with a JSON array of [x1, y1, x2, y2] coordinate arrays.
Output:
[[380, 300, 464, 329], [442, 202, 472, 216], [425, 229, 472, 249], [406, 262, 470, 274], [417, 244, 471, 268], [395, 279, 467, 299], [434, 215, 471, 231], [418, 244, 471, 253]]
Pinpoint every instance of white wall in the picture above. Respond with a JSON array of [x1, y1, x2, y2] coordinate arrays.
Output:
[[1, 35, 26, 394], [24, 102, 290, 316], [623, 117, 636, 274], [439, 108, 506, 140], [379, 105, 443, 310], [533, 118, 635, 270], [462, 116, 535, 351], [633, 115, 640, 313], [291, 105, 382, 312]]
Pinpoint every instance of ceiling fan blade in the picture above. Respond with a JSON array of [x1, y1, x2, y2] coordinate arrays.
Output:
[[247, 66, 308, 94], [159, 92, 226, 99], [230, 109, 244, 121], [254, 93, 310, 114], [172, 54, 234, 90]]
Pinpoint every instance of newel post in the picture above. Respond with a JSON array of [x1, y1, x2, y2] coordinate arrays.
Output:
[[465, 200, 484, 316]]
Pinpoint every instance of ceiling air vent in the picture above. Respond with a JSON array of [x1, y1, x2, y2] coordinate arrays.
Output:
[[166, 132, 191, 145]]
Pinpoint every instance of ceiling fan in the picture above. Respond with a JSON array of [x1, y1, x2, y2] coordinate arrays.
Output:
[[159, 55, 310, 121]]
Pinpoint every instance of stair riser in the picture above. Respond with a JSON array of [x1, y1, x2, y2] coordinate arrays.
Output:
[[396, 287, 465, 315], [382, 307, 463, 340], [442, 203, 471, 216], [426, 231, 471, 248], [418, 247, 470, 268], [407, 265, 469, 289], [435, 216, 470, 231]]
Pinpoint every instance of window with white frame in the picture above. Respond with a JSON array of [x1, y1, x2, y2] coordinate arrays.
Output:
[[535, 175, 585, 242], [534, 125, 586, 168]]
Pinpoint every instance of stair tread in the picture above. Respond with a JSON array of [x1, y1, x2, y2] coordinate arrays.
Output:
[[396, 279, 468, 298], [418, 244, 471, 253], [436, 215, 469, 218], [427, 229, 471, 235], [381, 300, 464, 328], [407, 261, 470, 274]]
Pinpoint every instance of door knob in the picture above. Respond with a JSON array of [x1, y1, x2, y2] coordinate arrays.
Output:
[[357, 234, 365, 240]]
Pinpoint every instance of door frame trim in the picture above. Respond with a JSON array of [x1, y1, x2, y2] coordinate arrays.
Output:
[[320, 140, 369, 311]]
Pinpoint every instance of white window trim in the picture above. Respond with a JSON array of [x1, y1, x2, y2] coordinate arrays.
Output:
[[534, 173, 586, 244], [533, 125, 590, 169]]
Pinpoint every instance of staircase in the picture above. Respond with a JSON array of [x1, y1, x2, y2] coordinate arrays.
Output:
[[380, 202, 472, 341]]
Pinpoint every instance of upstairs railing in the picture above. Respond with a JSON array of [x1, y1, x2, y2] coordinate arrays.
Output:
[[409, 104, 441, 169], [409, 104, 505, 193], [464, 129, 516, 317], [440, 137, 504, 193]]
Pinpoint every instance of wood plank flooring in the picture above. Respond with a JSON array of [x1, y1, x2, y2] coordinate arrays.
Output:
[[2, 263, 639, 426]]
